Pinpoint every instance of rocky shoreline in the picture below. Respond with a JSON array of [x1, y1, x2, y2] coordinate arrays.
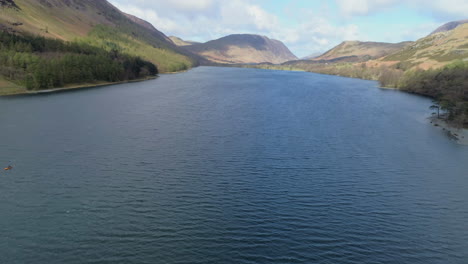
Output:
[[430, 116, 468, 145]]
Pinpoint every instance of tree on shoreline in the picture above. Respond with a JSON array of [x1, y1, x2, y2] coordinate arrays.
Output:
[[430, 104, 440, 118]]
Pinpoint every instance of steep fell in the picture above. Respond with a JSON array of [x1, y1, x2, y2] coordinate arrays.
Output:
[[382, 23, 468, 70], [0, 0, 196, 72], [184, 34, 298, 64], [430, 19, 468, 35]]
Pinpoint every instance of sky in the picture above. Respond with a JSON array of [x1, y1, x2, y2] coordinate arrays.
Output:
[[109, 0, 468, 58]]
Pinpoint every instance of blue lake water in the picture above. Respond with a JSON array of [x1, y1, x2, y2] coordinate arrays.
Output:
[[0, 67, 467, 264]]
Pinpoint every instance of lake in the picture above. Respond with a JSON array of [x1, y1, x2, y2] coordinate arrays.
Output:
[[1, 67, 467, 264]]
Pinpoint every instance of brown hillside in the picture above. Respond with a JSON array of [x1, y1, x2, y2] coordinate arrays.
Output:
[[313, 41, 412, 62], [184, 34, 298, 64], [382, 23, 468, 70]]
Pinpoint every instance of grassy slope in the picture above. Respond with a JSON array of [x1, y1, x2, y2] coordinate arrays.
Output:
[[381, 24, 468, 70], [313, 41, 413, 62], [0, 0, 196, 73], [290, 24, 467, 76], [82, 25, 193, 73], [256, 23, 468, 80]]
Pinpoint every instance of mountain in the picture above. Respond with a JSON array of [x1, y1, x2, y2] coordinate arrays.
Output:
[[169, 36, 199, 46], [430, 19, 468, 35], [123, 12, 172, 43], [312, 41, 413, 62], [184, 34, 298, 64], [382, 23, 468, 70], [301, 52, 322, 60], [0, 0, 196, 72]]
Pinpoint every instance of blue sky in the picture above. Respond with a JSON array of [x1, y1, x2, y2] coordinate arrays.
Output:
[[109, 0, 468, 58]]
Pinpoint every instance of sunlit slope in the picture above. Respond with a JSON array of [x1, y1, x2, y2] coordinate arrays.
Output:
[[185, 34, 298, 64], [313, 41, 412, 62], [382, 24, 468, 70], [169, 36, 199, 47], [0, 0, 196, 72]]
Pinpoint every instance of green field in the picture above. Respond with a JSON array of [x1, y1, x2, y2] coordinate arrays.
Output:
[[0, 77, 27, 95]]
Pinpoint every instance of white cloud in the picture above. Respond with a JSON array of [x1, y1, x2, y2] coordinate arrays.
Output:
[[109, 0, 370, 57], [247, 5, 279, 30], [110, 0, 286, 43], [399, 22, 441, 40], [335, 0, 468, 18], [277, 18, 364, 57], [426, 0, 468, 18], [108, 0, 467, 58], [335, 0, 398, 16], [162, 0, 214, 11], [113, 3, 183, 33]]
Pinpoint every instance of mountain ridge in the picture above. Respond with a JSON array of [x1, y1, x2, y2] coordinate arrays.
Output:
[[0, 0, 197, 72], [183, 34, 298, 64], [382, 23, 468, 70], [312, 41, 413, 63], [430, 19, 468, 35]]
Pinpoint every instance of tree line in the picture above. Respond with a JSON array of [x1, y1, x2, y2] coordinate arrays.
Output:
[[398, 61, 468, 127], [0, 31, 157, 90]]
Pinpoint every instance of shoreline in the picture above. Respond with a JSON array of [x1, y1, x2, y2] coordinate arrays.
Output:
[[3, 65, 467, 145], [0, 66, 196, 97], [0, 76, 158, 97], [430, 117, 468, 145], [228, 64, 468, 145]]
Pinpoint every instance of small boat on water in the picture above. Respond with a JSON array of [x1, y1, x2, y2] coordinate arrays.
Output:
[[4, 165, 13, 171]]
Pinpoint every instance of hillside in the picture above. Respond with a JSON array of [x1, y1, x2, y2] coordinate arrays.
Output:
[[233, 20, 468, 127], [313, 41, 412, 62], [279, 21, 468, 75], [430, 19, 468, 35], [184, 34, 298, 64], [123, 12, 172, 43], [169, 36, 199, 46], [381, 23, 468, 70], [0, 0, 196, 72]]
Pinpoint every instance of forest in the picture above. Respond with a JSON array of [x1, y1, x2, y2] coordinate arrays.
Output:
[[398, 61, 468, 127], [0, 31, 158, 90]]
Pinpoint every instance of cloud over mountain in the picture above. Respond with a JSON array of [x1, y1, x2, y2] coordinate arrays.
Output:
[[109, 0, 468, 58]]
